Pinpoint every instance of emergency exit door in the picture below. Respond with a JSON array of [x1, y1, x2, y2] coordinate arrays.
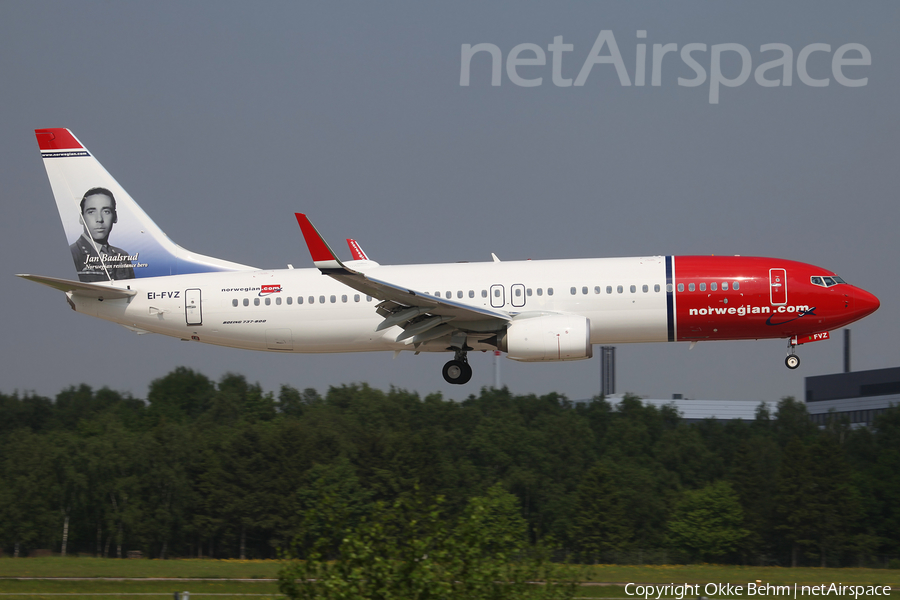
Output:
[[185, 289, 202, 325], [769, 269, 787, 306]]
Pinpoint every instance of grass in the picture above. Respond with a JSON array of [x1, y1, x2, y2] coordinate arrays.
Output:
[[0, 578, 278, 598], [576, 564, 900, 585], [0, 557, 280, 579], [0, 558, 896, 599]]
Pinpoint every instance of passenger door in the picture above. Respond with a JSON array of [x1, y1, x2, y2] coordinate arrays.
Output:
[[769, 269, 787, 306], [185, 288, 202, 325]]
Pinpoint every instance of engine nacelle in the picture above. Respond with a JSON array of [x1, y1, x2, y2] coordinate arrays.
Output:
[[500, 314, 593, 362]]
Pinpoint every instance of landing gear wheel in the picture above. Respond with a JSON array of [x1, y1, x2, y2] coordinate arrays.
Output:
[[785, 354, 800, 370], [442, 360, 473, 384]]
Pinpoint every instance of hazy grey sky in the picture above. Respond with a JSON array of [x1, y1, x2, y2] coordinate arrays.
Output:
[[2, 1, 897, 403]]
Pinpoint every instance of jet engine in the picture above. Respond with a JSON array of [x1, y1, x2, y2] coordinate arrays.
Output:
[[500, 314, 593, 362]]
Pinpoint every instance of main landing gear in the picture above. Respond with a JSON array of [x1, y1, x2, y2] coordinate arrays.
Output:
[[442, 349, 473, 385], [785, 341, 801, 370]]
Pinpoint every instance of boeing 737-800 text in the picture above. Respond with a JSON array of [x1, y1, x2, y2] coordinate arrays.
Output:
[[18, 129, 880, 384]]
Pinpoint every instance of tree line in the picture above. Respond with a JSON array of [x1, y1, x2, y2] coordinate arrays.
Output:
[[0, 366, 898, 567]]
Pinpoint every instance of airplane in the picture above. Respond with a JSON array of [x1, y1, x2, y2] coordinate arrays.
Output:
[[18, 128, 880, 385]]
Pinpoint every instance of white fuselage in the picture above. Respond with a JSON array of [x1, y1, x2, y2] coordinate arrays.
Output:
[[76, 256, 670, 353]]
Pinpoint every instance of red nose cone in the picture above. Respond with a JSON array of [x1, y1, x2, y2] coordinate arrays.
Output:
[[855, 287, 880, 318]]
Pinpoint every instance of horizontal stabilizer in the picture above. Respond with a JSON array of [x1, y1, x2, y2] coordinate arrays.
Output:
[[16, 273, 136, 300]]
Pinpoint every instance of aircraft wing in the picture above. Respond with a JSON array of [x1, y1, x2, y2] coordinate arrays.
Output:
[[17, 274, 137, 300], [295, 214, 510, 342]]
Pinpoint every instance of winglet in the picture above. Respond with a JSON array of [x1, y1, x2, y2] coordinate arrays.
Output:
[[295, 213, 345, 271], [347, 238, 369, 261]]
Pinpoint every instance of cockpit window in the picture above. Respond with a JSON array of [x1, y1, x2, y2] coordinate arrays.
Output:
[[811, 275, 843, 287]]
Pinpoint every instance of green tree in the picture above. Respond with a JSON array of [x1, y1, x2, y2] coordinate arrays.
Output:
[[280, 486, 575, 600], [728, 435, 780, 562], [293, 458, 372, 559], [667, 480, 748, 562], [147, 367, 215, 424], [278, 385, 320, 417], [571, 460, 632, 562], [775, 434, 860, 567], [866, 406, 900, 554], [0, 430, 57, 556], [139, 420, 192, 558]]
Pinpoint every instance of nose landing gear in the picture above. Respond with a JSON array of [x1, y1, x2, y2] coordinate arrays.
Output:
[[442, 348, 472, 384], [785, 340, 800, 370]]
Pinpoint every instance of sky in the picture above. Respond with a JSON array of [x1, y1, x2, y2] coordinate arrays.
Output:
[[1, 1, 898, 404]]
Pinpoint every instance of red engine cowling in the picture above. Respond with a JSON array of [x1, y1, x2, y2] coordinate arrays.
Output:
[[500, 314, 593, 362]]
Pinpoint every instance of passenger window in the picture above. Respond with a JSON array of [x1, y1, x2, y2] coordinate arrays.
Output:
[[688, 283, 695, 292], [330, 295, 336, 303], [642, 285, 648, 293], [366, 296, 372, 302], [548, 288, 554, 296], [494, 288, 501, 297], [570, 287, 577, 295], [242, 298, 249, 307], [677, 283, 684, 292], [630, 285, 636, 293], [276, 297, 282, 305], [287, 297, 293, 305], [308, 296, 314, 304], [617, 285, 623, 294], [446, 291, 452, 298], [319, 296, 325, 304], [232, 299, 238, 307], [526, 288, 532, 296], [469, 290, 475, 298], [515, 288, 522, 297], [342, 295, 347, 303], [265, 297, 271, 306], [457, 291, 463, 299], [722, 282, 728, 291], [354, 295, 360, 302], [298, 297, 304, 304], [582, 286, 588, 295], [435, 291, 441, 298], [733, 281, 740, 290], [606, 286, 612, 294], [254, 298, 260, 306], [482, 290, 488, 298], [537, 288, 543, 296], [594, 286, 601, 294], [699, 283, 706, 291], [710, 282, 717, 291], [655, 284, 661, 292]]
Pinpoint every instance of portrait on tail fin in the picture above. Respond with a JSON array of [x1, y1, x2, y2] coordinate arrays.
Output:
[[35, 128, 254, 280], [70, 187, 136, 282]]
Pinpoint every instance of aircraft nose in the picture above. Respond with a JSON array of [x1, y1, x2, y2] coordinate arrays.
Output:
[[853, 287, 880, 318]]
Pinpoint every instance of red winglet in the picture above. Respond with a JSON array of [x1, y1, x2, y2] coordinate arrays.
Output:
[[35, 128, 83, 151], [295, 213, 337, 263], [347, 239, 369, 261]]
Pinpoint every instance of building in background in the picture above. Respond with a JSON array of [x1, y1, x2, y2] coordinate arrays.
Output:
[[804, 366, 900, 427]]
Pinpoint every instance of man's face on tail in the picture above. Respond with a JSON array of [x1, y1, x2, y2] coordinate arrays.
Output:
[[81, 193, 116, 243]]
